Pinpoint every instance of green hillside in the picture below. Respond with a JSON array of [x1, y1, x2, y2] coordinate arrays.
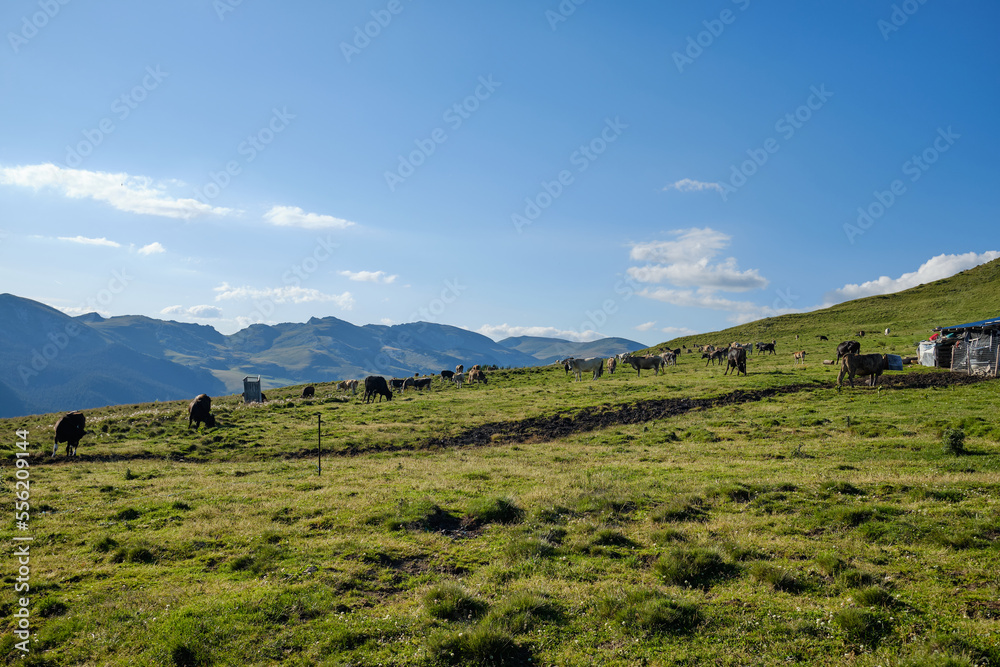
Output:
[[2, 262, 999, 665], [655, 257, 1000, 355]]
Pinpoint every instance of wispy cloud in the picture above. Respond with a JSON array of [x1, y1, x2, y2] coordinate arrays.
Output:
[[476, 323, 604, 343], [213, 282, 355, 309], [136, 242, 166, 255], [339, 269, 397, 284], [0, 163, 234, 219], [663, 178, 723, 194], [824, 251, 1000, 305], [162, 304, 223, 319], [58, 235, 121, 248], [263, 205, 356, 230]]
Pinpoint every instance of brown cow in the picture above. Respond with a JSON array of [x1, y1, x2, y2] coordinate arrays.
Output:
[[837, 353, 889, 388], [792, 350, 806, 365], [188, 394, 216, 429], [301, 385, 315, 398]]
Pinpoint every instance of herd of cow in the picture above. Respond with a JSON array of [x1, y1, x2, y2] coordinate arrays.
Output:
[[45, 337, 896, 458]]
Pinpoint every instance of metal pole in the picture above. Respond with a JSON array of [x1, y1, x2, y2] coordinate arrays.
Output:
[[317, 413, 322, 475]]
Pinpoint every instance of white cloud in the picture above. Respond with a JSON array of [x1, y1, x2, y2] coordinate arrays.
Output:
[[339, 269, 397, 284], [213, 282, 355, 309], [635, 321, 657, 332], [161, 304, 223, 319], [824, 251, 1000, 305], [628, 228, 768, 292], [0, 163, 234, 219], [475, 323, 604, 343], [663, 178, 723, 194], [58, 235, 121, 248], [137, 242, 166, 255], [660, 326, 698, 336], [263, 205, 356, 230]]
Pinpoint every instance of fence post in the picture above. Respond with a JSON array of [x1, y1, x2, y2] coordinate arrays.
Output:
[[317, 413, 322, 475]]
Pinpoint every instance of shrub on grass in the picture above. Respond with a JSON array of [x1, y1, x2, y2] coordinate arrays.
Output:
[[589, 528, 638, 548], [652, 495, 708, 523], [423, 582, 487, 621], [93, 536, 118, 553], [377, 498, 460, 532], [749, 562, 803, 593], [833, 608, 892, 648], [114, 507, 141, 521], [487, 591, 562, 633], [649, 528, 686, 546], [942, 428, 966, 455], [854, 586, 895, 608], [426, 621, 531, 666], [36, 596, 68, 618], [596, 589, 701, 635], [464, 497, 524, 528], [654, 547, 737, 589]]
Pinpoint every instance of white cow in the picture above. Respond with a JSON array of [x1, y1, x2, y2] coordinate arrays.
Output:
[[568, 357, 604, 381]]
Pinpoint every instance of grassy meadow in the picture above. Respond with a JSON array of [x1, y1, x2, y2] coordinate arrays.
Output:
[[5, 258, 1000, 666], [3, 335, 1000, 666]]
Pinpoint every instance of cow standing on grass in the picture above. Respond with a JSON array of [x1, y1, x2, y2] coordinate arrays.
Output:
[[188, 394, 216, 429], [724, 347, 747, 376], [836, 341, 861, 363], [837, 353, 889, 388], [363, 376, 393, 403], [53, 411, 87, 456]]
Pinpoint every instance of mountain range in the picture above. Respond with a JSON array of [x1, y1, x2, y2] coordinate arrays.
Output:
[[0, 294, 644, 418]]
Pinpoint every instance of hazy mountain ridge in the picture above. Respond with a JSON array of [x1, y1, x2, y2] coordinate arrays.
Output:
[[0, 296, 633, 417]]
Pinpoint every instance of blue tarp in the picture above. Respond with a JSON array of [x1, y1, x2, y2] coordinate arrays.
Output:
[[936, 317, 1000, 333]]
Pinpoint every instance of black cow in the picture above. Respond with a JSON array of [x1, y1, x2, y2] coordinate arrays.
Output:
[[301, 386, 315, 398], [440, 370, 455, 381], [364, 376, 393, 403], [389, 378, 405, 391], [53, 411, 86, 456], [836, 340, 861, 363], [724, 347, 747, 376], [188, 394, 216, 429], [703, 349, 726, 366]]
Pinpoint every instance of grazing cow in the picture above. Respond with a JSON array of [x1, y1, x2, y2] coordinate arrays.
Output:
[[756, 341, 776, 355], [441, 370, 455, 381], [884, 328, 891, 335], [301, 385, 315, 398], [389, 378, 405, 391], [606, 357, 617, 375], [724, 347, 747, 376], [660, 350, 677, 366], [567, 357, 604, 381], [336, 380, 359, 394], [836, 340, 862, 363], [456, 364, 464, 374], [468, 369, 488, 384], [188, 394, 216, 429], [53, 411, 86, 456], [363, 376, 393, 403], [621, 354, 664, 377], [858, 330, 866, 337], [816, 335, 829, 341], [453, 372, 465, 388], [404, 377, 433, 391], [703, 349, 727, 366], [838, 353, 889, 388], [792, 350, 807, 365]]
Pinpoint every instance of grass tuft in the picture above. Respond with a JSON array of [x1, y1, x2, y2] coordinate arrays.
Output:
[[423, 582, 488, 621], [653, 547, 737, 589]]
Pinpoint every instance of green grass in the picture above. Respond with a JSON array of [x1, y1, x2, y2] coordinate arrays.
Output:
[[4, 266, 1000, 664]]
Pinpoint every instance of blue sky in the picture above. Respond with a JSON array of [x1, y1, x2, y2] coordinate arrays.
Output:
[[2, 1, 997, 346]]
